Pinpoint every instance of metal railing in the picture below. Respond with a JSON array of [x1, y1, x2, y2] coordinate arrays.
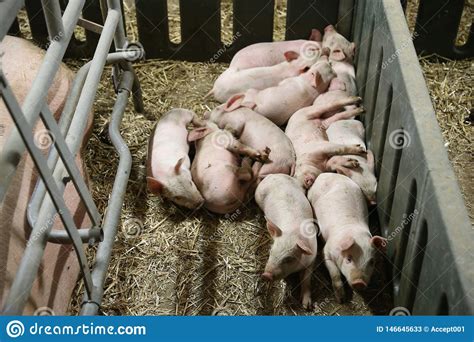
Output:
[[0, 0, 143, 316]]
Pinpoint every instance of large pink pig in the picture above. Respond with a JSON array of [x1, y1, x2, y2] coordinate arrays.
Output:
[[229, 29, 322, 70], [147, 109, 205, 209], [307, 173, 386, 303], [0, 36, 91, 314], [285, 95, 365, 189], [255, 174, 317, 309], [208, 48, 324, 103], [207, 101, 295, 180], [326, 120, 377, 204], [232, 56, 336, 126], [188, 122, 269, 214]]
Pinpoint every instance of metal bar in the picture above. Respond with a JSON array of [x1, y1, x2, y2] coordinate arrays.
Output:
[[0, 0, 86, 202], [0, 74, 94, 314], [1, 10, 120, 315], [41, 0, 64, 40], [77, 18, 104, 34], [48, 228, 103, 244], [28, 51, 136, 227], [40, 105, 101, 226], [80, 71, 134, 316], [0, 0, 25, 40]]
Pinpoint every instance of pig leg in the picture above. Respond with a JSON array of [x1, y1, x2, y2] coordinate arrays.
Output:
[[300, 267, 313, 309], [321, 107, 365, 128], [311, 143, 366, 159], [306, 96, 362, 120], [326, 155, 360, 171], [226, 138, 270, 162], [325, 258, 345, 303], [191, 115, 207, 127], [226, 161, 253, 182]]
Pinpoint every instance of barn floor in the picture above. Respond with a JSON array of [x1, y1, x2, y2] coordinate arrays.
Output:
[[11, 0, 468, 315]]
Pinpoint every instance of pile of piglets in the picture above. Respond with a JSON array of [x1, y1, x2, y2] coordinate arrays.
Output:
[[146, 25, 386, 309]]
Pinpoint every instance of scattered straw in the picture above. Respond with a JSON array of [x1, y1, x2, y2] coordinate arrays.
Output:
[[15, 0, 470, 315]]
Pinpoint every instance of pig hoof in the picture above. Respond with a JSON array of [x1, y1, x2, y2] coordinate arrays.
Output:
[[345, 159, 360, 168], [301, 295, 312, 310], [257, 150, 270, 162], [334, 287, 345, 303]]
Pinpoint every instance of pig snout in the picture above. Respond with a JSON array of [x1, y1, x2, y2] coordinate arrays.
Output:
[[261, 272, 273, 281], [351, 279, 367, 290]]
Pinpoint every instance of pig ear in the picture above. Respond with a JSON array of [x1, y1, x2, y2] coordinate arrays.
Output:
[[187, 127, 213, 142], [371, 236, 387, 252], [367, 150, 375, 173], [328, 78, 346, 91], [311, 71, 324, 89], [266, 219, 282, 238], [296, 239, 314, 255], [340, 236, 355, 251], [349, 42, 356, 57], [174, 157, 185, 175], [225, 94, 246, 112], [324, 24, 335, 33], [331, 49, 346, 61], [284, 51, 300, 62], [309, 28, 322, 42], [147, 177, 164, 194]]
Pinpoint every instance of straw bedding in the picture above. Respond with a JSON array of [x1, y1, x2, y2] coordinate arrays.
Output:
[[17, 0, 471, 315]]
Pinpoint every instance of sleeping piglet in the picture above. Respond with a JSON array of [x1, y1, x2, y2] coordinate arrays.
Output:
[[147, 109, 204, 209], [231, 55, 336, 126], [255, 174, 318, 309], [208, 48, 324, 103], [188, 122, 269, 214], [307, 173, 386, 303], [229, 29, 322, 70]]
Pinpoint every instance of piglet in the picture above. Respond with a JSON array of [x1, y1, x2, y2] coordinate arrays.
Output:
[[255, 174, 318, 309], [229, 29, 322, 70], [208, 48, 324, 103], [326, 120, 377, 204], [285, 95, 366, 189], [147, 109, 204, 209], [188, 122, 269, 214], [322, 25, 357, 96], [207, 102, 296, 180], [230, 56, 337, 126], [307, 173, 386, 303]]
